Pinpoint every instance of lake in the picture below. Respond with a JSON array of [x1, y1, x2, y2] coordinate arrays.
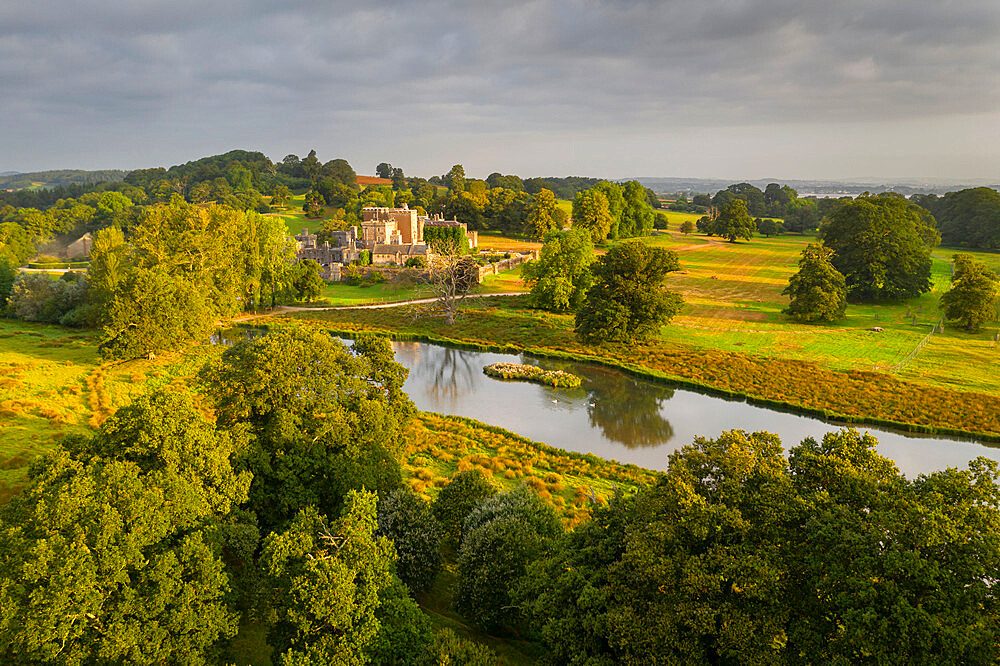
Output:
[[389, 340, 999, 477]]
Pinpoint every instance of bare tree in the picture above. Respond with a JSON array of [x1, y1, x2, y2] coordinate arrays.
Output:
[[422, 240, 480, 324]]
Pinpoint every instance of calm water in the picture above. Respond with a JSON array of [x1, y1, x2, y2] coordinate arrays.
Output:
[[390, 340, 999, 477]]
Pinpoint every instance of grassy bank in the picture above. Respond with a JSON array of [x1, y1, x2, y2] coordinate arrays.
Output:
[[291, 296, 1000, 442], [401, 413, 654, 528]]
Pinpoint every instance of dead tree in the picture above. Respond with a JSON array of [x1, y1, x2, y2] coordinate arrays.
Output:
[[422, 240, 480, 324]]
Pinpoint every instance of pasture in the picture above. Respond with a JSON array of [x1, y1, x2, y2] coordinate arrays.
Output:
[[641, 230, 1000, 394], [263, 193, 337, 236], [0, 321, 214, 501]]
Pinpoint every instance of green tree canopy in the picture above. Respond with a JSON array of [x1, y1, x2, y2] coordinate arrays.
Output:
[[571, 189, 614, 243], [261, 493, 398, 664], [455, 486, 563, 632], [270, 184, 292, 208], [521, 428, 1000, 665], [782, 243, 848, 323], [820, 194, 939, 301], [0, 221, 34, 265], [917, 187, 1000, 249], [713, 198, 755, 242], [940, 253, 999, 331], [757, 218, 781, 237], [376, 488, 443, 594], [619, 180, 655, 238], [525, 188, 560, 238], [93, 202, 292, 359], [432, 469, 498, 551], [784, 198, 820, 233], [291, 258, 324, 301], [0, 390, 249, 665], [446, 164, 466, 193], [199, 328, 412, 530], [522, 228, 596, 312], [575, 241, 683, 344]]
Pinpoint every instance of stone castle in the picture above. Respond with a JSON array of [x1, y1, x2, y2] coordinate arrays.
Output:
[[294, 204, 477, 280]]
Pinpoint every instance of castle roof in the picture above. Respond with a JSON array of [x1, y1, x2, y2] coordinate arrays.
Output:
[[372, 243, 428, 256]]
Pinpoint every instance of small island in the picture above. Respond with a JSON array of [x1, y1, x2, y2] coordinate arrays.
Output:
[[483, 362, 582, 388]]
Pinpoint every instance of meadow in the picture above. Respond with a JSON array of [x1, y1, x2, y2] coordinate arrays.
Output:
[[401, 412, 653, 528], [263, 193, 322, 236], [646, 229, 1000, 394], [0, 320, 216, 501]]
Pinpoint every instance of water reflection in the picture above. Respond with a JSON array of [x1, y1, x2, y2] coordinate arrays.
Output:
[[527, 357, 676, 448], [583, 370, 675, 448], [399, 342, 480, 408], [210, 327, 268, 345]]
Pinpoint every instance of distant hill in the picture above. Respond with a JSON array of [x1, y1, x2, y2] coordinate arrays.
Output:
[[0, 169, 127, 191], [633, 177, 1000, 197]]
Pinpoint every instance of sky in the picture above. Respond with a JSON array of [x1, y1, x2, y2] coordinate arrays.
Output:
[[1, 0, 998, 182]]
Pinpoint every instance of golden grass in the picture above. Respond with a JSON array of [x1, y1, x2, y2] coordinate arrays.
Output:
[[400, 412, 657, 527]]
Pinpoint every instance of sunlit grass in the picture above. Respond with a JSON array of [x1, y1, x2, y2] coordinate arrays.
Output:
[[400, 413, 655, 528]]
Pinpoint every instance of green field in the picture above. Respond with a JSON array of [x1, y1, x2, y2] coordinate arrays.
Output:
[[0, 320, 215, 501], [319, 280, 432, 305], [639, 231, 1000, 393], [469, 227, 1000, 395], [263, 193, 337, 236], [310, 265, 525, 306], [478, 233, 543, 253]]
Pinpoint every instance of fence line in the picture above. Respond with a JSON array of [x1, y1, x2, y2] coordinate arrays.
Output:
[[880, 318, 943, 374]]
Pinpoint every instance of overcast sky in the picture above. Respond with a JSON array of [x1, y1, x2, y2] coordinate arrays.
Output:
[[1, 0, 998, 181]]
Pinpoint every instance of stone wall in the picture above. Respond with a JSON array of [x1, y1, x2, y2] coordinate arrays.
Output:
[[476, 251, 535, 280]]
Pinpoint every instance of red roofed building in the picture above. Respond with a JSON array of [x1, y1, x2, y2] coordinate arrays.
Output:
[[355, 175, 393, 187]]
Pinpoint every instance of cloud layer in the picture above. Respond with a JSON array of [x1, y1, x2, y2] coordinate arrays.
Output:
[[1, 0, 998, 179]]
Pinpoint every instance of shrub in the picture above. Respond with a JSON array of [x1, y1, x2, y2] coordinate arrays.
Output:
[[8, 272, 90, 324], [455, 486, 563, 631], [417, 628, 498, 666], [376, 488, 443, 594], [345, 265, 363, 286], [431, 470, 497, 550]]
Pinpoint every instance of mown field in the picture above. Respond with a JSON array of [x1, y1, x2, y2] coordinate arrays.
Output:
[[646, 230, 1000, 394]]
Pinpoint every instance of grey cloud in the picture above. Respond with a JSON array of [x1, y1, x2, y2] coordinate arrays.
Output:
[[0, 0, 997, 178]]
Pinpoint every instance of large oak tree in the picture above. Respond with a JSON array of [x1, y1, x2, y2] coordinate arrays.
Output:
[[575, 240, 683, 344], [820, 194, 939, 301]]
